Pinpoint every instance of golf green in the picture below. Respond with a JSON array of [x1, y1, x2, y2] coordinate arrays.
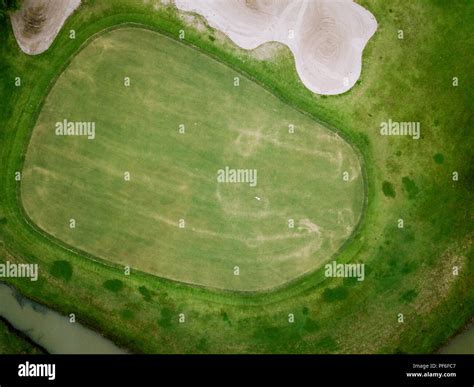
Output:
[[21, 28, 364, 291]]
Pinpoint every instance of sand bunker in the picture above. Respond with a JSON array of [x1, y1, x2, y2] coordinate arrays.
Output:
[[174, 0, 377, 95], [11, 0, 81, 55]]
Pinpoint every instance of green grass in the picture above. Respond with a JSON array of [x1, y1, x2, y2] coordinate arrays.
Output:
[[49, 260, 73, 282], [0, 318, 45, 354], [103, 279, 124, 293], [0, 0, 472, 354], [382, 181, 396, 198], [20, 27, 364, 291]]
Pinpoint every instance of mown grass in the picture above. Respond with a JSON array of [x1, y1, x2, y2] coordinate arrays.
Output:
[[0, 0, 472, 353], [20, 27, 364, 291]]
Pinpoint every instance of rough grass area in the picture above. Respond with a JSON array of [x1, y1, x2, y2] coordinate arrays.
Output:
[[0, 0, 472, 353], [0, 318, 45, 354]]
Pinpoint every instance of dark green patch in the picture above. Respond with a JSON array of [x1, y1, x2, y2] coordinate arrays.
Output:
[[103, 279, 124, 293], [322, 286, 349, 302], [402, 176, 420, 199], [138, 286, 152, 302], [49, 260, 73, 282], [158, 307, 174, 329], [434, 153, 444, 164], [382, 181, 396, 198], [400, 260, 419, 275], [400, 289, 418, 303], [120, 309, 134, 321], [221, 310, 231, 325]]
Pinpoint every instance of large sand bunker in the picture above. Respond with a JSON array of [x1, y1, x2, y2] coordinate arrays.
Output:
[[174, 0, 377, 95], [11, 0, 80, 55]]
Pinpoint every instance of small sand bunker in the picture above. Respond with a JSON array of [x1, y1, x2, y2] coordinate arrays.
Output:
[[11, 0, 81, 55], [174, 0, 377, 95]]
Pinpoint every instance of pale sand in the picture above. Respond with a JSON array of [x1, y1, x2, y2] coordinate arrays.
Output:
[[174, 0, 377, 95], [11, 0, 81, 55]]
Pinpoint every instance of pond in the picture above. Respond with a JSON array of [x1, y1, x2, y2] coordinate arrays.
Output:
[[0, 282, 126, 354]]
